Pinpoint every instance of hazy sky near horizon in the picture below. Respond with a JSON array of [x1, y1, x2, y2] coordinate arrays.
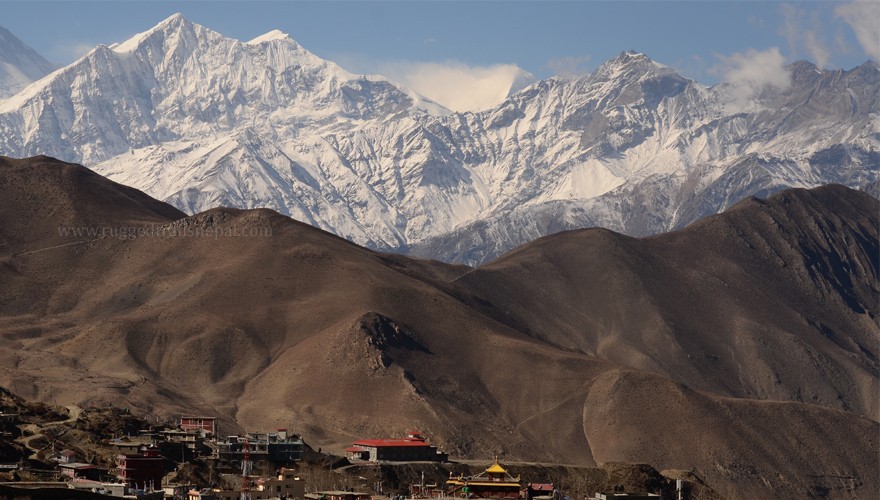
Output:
[[1, 0, 877, 111]]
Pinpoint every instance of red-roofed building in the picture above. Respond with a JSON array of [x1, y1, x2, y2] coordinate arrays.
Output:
[[348, 432, 447, 462], [524, 482, 557, 500]]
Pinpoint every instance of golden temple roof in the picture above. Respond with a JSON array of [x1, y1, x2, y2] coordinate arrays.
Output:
[[486, 458, 507, 474]]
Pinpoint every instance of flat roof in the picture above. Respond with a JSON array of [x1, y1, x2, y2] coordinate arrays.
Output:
[[0, 482, 68, 487], [305, 493, 371, 499], [70, 479, 125, 487], [312, 491, 370, 495], [118, 455, 163, 460], [449, 481, 520, 487], [529, 484, 555, 491], [59, 463, 96, 469], [352, 438, 430, 448]]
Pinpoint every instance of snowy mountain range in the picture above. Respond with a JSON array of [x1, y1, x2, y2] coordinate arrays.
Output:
[[1, 14, 877, 263], [0, 26, 55, 99]]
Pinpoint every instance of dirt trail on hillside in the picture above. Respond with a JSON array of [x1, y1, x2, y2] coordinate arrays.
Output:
[[14, 405, 81, 459]]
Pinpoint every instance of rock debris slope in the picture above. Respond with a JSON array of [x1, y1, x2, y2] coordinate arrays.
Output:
[[0, 156, 877, 498], [0, 15, 876, 263]]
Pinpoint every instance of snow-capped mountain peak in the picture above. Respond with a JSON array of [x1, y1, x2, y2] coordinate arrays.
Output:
[[0, 14, 450, 161], [247, 29, 290, 45], [591, 51, 687, 90], [0, 16, 876, 264], [108, 14, 344, 84], [110, 12, 200, 53], [596, 51, 662, 75]]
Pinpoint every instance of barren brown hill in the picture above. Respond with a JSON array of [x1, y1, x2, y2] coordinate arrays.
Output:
[[456, 186, 879, 420], [583, 368, 877, 498], [0, 156, 877, 498], [0, 155, 185, 251]]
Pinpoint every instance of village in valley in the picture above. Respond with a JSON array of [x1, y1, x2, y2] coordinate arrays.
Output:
[[0, 389, 689, 500]]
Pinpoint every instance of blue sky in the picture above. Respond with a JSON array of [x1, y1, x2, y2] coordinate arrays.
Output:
[[1, 1, 877, 110]]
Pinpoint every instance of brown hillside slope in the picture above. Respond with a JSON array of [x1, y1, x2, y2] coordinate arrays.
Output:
[[583, 369, 877, 498], [0, 155, 185, 251], [0, 156, 608, 464], [0, 156, 877, 498], [456, 186, 879, 421]]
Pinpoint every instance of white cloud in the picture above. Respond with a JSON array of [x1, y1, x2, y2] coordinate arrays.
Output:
[[378, 61, 534, 112], [835, 1, 880, 61], [714, 47, 792, 108], [718, 48, 791, 89]]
